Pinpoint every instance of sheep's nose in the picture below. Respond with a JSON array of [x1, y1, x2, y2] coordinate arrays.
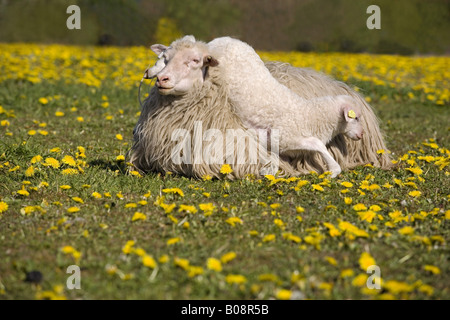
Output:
[[157, 75, 170, 84]]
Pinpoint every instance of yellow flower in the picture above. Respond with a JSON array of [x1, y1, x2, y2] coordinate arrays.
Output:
[[67, 207, 80, 213], [340, 269, 355, 278], [60, 185, 71, 190], [188, 266, 204, 278], [341, 181, 353, 188], [55, 111, 64, 117], [220, 252, 237, 264], [352, 274, 369, 287], [38, 97, 49, 105], [142, 255, 157, 269], [159, 255, 169, 264], [92, 192, 102, 199], [275, 289, 292, 300], [178, 204, 197, 214], [312, 184, 324, 191], [25, 166, 35, 177], [383, 280, 413, 295], [17, 189, 30, 197], [353, 203, 367, 211], [225, 216, 243, 227], [162, 187, 184, 197], [122, 240, 135, 254], [199, 203, 215, 213], [174, 257, 190, 270], [325, 256, 338, 266], [116, 134, 123, 141], [225, 274, 247, 284], [423, 265, 440, 275], [408, 190, 422, 197], [131, 212, 146, 221], [31, 155, 43, 164], [220, 164, 233, 175], [167, 237, 181, 245], [207, 258, 223, 272], [262, 234, 276, 242], [0, 201, 8, 213], [344, 197, 353, 205], [398, 226, 415, 235], [44, 157, 60, 169], [358, 210, 376, 223], [62, 155, 77, 167], [116, 155, 125, 161], [359, 252, 376, 271]]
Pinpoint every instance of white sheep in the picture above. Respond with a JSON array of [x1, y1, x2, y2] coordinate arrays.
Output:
[[207, 37, 364, 177]]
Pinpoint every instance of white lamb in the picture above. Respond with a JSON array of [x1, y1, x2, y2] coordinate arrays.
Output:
[[207, 37, 364, 177]]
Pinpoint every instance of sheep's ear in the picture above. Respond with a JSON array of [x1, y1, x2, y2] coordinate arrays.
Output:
[[150, 44, 168, 56], [183, 35, 196, 43], [203, 55, 219, 67]]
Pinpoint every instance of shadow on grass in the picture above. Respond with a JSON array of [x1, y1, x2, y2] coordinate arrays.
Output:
[[88, 159, 128, 175]]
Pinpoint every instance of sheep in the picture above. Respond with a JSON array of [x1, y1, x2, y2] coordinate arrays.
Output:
[[129, 35, 392, 178], [207, 37, 364, 177], [130, 35, 295, 179]]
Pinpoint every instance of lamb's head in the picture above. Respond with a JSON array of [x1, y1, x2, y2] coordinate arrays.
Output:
[[339, 97, 364, 141], [150, 35, 219, 96]]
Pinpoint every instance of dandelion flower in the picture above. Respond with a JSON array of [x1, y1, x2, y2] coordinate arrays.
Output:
[[131, 212, 146, 221], [220, 164, 233, 175], [359, 252, 376, 271], [275, 289, 292, 300], [142, 255, 157, 269], [423, 265, 440, 275], [226, 274, 247, 285], [220, 252, 237, 264], [207, 258, 223, 272], [0, 201, 8, 213]]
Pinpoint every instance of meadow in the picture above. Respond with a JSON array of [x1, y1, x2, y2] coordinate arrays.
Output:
[[0, 43, 448, 300]]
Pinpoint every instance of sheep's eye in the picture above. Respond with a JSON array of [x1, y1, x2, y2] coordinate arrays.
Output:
[[192, 58, 200, 64], [355, 117, 359, 121]]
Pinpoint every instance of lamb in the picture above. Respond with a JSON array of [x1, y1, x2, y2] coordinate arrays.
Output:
[[207, 37, 363, 177], [129, 35, 392, 178]]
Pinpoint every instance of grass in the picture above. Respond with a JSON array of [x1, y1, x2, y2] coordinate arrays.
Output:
[[0, 65, 449, 300]]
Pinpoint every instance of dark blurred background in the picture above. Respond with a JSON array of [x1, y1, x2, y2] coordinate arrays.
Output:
[[0, 0, 449, 54]]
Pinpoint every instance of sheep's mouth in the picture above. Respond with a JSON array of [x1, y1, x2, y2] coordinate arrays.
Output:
[[157, 85, 174, 94]]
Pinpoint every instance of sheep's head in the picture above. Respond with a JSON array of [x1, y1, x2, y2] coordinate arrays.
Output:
[[149, 35, 219, 96], [341, 100, 364, 140]]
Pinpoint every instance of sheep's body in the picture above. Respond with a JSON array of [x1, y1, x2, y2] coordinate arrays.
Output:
[[129, 36, 392, 178], [207, 37, 363, 177]]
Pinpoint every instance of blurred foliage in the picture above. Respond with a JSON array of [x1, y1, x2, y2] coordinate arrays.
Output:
[[0, 0, 448, 54]]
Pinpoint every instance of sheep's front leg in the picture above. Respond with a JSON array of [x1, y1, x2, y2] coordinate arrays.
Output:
[[287, 137, 342, 178]]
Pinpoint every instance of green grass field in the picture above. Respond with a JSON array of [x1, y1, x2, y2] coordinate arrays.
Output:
[[0, 58, 449, 300]]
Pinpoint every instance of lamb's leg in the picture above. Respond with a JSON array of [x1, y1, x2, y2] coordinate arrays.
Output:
[[285, 137, 342, 178]]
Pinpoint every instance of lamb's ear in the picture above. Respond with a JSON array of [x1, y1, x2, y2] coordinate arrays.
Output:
[[183, 35, 196, 43], [343, 104, 356, 122], [203, 55, 219, 67], [150, 44, 168, 56]]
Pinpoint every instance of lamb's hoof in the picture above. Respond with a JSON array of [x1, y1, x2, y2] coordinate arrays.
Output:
[[330, 168, 342, 178]]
